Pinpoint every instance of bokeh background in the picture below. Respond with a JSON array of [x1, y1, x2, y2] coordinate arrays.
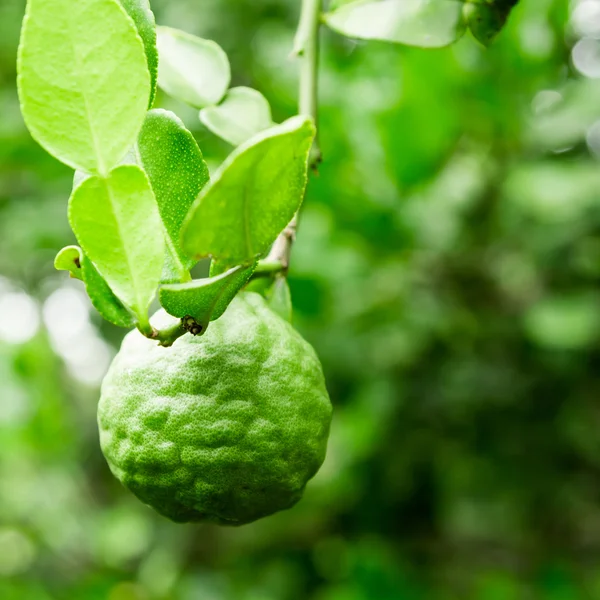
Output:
[[3, 0, 600, 597]]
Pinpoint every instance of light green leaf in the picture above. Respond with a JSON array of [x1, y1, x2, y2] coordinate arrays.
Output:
[[68, 165, 164, 326], [73, 146, 138, 189], [157, 26, 230, 109], [182, 116, 315, 268], [266, 277, 292, 323], [119, 0, 158, 106], [199, 87, 275, 146], [81, 255, 135, 328], [138, 109, 210, 283], [54, 246, 83, 281], [159, 264, 256, 334], [324, 0, 466, 48], [17, 0, 151, 175]]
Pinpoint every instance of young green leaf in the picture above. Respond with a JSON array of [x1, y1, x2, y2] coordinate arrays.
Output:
[[182, 116, 316, 268], [266, 276, 293, 323], [157, 26, 230, 109], [159, 264, 256, 334], [199, 87, 275, 146], [324, 0, 466, 48], [464, 0, 520, 46], [138, 109, 210, 283], [68, 165, 164, 326], [119, 0, 158, 107], [54, 246, 83, 281], [18, 0, 151, 175], [81, 255, 135, 328]]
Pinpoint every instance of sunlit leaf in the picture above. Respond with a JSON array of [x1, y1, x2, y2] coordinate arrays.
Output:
[[157, 26, 230, 108], [199, 87, 275, 146], [324, 0, 466, 48], [159, 264, 256, 333], [182, 116, 315, 268], [119, 0, 158, 106], [54, 246, 83, 281], [17, 0, 151, 174], [138, 109, 210, 282], [68, 165, 164, 326]]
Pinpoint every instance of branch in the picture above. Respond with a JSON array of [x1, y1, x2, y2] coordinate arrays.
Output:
[[268, 0, 322, 269]]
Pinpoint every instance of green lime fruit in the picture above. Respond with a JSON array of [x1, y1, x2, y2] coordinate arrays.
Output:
[[98, 292, 332, 525]]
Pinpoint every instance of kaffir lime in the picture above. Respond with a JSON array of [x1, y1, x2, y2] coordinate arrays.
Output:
[[98, 292, 332, 525]]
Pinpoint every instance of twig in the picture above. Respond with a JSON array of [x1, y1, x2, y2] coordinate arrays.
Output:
[[268, 0, 322, 269]]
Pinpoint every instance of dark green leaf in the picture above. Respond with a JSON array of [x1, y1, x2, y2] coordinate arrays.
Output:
[[82, 255, 135, 328], [118, 0, 158, 107], [159, 263, 256, 333], [138, 109, 210, 283], [182, 116, 315, 268], [464, 0, 520, 46]]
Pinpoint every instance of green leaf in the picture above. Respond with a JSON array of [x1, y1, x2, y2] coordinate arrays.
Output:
[[54, 246, 84, 281], [182, 116, 315, 268], [266, 277, 292, 323], [324, 0, 466, 48], [464, 0, 519, 46], [54, 245, 135, 327], [17, 0, 151, 175], [199, 87, 275, 146], [81, 254, 135, 328], [118, 0, 158, 107], [68, 165, 164, 326], [73, 146, 138, 189], [53, 244, 134, 327], [138, 109, 210, 283], [159, 264, 256, 334], [156, 26, 230, 109]]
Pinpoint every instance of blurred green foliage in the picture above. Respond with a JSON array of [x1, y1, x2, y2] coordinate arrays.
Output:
[[3, 0, 600, 598]]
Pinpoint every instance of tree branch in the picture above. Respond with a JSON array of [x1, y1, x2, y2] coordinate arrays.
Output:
[[268, 0, 322, 269]]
